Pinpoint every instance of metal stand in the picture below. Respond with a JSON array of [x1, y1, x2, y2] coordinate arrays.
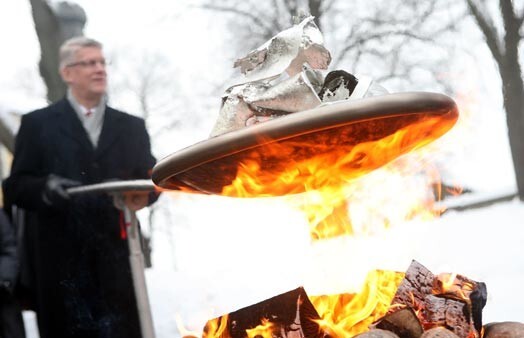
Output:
[[122, 203, 156, 338], [68, 179, 156, 338]]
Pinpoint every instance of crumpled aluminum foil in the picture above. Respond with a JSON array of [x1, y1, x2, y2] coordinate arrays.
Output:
[[210, 65, 324, 136], [232, 16, 330, 84], [209, 16, 387, 137]]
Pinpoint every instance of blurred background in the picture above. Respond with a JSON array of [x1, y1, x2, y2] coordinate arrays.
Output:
[[0, 1, 523, 337]]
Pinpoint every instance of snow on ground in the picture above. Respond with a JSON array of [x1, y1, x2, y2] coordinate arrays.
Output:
[[23, 195, 524, 338], [147, 195, 524, 337]]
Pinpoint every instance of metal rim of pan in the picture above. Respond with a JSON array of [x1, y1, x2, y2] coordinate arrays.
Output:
[[152, 91, 458, 196]]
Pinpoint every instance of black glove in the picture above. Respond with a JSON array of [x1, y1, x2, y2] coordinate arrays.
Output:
[[0, 280, 14, 295], [42, 174, 81, 208]]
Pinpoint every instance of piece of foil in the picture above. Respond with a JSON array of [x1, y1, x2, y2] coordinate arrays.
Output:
[[231, 16, 330, 84], [209, 16, 387, 137], [209, 65, 324, 137]]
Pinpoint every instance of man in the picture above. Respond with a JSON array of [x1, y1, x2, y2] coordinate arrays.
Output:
[[3, 36, 157, 338]]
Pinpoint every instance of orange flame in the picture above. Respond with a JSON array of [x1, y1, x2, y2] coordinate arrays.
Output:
[[436, 272, 476, 302], [203, 314, 230, 338], [192, 104, 460, 338], [220, 112, 455, 240], [245, 319, 275, 338], [222, 114, 454, 198], [310, 270, 405, 338]]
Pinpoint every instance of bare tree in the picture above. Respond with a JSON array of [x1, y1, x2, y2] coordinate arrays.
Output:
[[200, 0, 332, 53], [29, 0, 86, 103], [0, 1, 86, 163], [201, 0, 463, 87], [465, 0, 524, 200], [107, 48, 192, 267], [201, 0, 524, 201]]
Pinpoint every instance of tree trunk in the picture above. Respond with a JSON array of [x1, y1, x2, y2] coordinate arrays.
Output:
[[308, 0, 323, 31], [466, 0, 524, 201], [499, 0, 524, 201], [29, 0, 87, 103], [500, 64, 524, 201], [29, 0, 66, 103]]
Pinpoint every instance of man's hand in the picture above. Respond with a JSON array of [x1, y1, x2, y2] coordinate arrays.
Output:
[[0, 280, 14, 295], [42, 174, 81, 208], [122, 191, 149, 212]]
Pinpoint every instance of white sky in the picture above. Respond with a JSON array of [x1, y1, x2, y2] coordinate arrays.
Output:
[[0, 0, 517, 191], [1, 1, 523, 337]]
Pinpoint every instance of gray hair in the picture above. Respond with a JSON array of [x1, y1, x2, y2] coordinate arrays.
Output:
[[59, 36, 103, 69]]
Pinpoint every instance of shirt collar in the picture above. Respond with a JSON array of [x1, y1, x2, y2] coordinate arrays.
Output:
[[66, 89, 107, 118]]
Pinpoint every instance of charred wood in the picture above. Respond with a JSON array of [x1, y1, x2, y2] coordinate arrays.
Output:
[[424, 295, 471, 338], [386, 261, 486, 338], [203, 287, 326, 338], [389, 260, 435, 313], [468, 281, 487, 333], [432, 273, 487, 334]]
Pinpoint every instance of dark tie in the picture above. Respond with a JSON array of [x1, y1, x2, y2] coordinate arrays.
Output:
[[86, 110, 93, 117]]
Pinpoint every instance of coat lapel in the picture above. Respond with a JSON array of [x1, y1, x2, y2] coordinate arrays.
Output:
[[56, 99, 94, 152], [95, 107, 124, 158]]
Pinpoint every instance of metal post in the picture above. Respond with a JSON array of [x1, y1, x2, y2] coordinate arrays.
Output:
[[123, 204, 156, 338]]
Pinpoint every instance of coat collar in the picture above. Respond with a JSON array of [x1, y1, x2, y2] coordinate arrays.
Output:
[[56, 99, 93, 151], [56, 98, 125, 157], [96, 105, 125, 157]]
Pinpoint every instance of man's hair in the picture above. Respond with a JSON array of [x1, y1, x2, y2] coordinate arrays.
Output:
[[59, 36, 103, 69]]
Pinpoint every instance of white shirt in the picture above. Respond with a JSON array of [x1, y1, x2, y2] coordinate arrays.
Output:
[[67, 89, 106, 148]]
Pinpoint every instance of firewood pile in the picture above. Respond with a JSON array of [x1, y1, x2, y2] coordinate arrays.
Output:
[[201, 261, 524, 338]]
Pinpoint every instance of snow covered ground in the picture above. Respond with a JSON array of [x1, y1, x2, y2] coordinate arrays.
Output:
[[23, 193, 524, 338]]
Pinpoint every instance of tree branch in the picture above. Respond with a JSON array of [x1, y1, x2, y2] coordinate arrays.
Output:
[[334, 28, 438, 66], [200, 4, 274, 34], [465, 0, 503, 64], [500, 0, 522, 48]]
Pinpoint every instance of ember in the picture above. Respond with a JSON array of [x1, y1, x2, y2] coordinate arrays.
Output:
[[201, 261, 488, 338], [203, 287, 324, 338]]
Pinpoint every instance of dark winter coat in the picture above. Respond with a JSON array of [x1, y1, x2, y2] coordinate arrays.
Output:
[[2, 98, 156, 338], [0, 209, 17, 289], [0, 208, 26, 338], [0, 209, 18, 286]]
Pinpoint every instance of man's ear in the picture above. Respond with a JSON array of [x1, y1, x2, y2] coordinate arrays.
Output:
[[60, 66, 71, 84]]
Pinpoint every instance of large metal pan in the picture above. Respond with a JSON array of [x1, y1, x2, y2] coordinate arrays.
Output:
[[152, 92, 458, 197]]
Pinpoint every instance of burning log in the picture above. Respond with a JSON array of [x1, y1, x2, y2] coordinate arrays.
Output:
[[199, 262, 490, 338], [433, 273, 487, 334], [202, 287, 326, 338], [386, 260, 487, 338], [424, 295, 471, 338], [389, 260, 435, 312]]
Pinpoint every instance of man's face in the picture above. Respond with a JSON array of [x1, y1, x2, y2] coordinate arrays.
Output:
[[60, 46, 107, 100]]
